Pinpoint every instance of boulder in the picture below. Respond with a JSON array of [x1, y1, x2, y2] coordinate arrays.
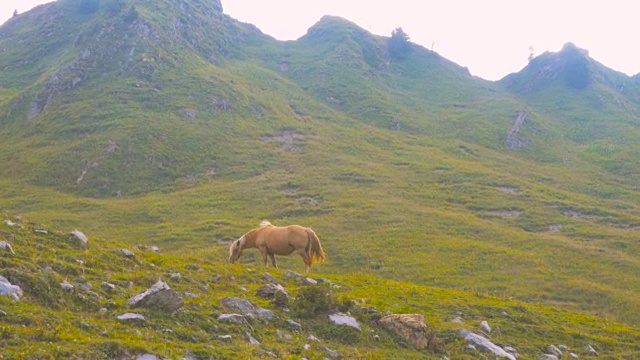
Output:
[[219, 297, 274, 320], [328, 312, 360, 331], [380, 314, 430, 350], [459, 329, 516, 360], [262, 273, 279, 284], [127, 280, 184, 312], [0, 276, 23, 300]]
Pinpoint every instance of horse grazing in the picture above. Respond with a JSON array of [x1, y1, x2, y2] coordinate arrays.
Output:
[[229, 221, 326, 272]]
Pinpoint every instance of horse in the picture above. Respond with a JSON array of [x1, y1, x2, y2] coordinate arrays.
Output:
[[229, 220, 326, 272]]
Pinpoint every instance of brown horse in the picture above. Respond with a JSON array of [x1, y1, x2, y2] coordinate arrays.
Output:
[[229, 221, 326, 272]]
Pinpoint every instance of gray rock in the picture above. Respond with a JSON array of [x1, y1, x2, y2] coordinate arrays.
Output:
[[136, 354, 163, 360], [245, 331, 260, 344], [584, 344, 598, 356], [480, 320, 491, 334], [60, 281, 74, 293], [0, 241, 15, 254], [569, 353, 579, 359], [451, 317, 464, 324], [102, 281, 116, 291], [217, 313, 250, 326], [3, 220, 16, 226], [504, 346, 519, 358], [328, 313, 360, 331], [0, 276, 23, 300], [117, 248, 135, 259], [285, 319, 302, 332], [547, 345, 563, 357], [262, 273, 279, 283], [127, 280, 184, 312], [537, 355, 559, 360], [219, 297, 274, 320], [285, 270, 317, 285], [0, 310, 7, 317], [459, 329, 516, 360], [117, 313, 145, 321], [169, 273, 181, 280], [558, 345, 568, 351], [69, 230, 89, 248], [324, 347, 340, 358], [184, 292, 199, 299], [277, 329, 292, 339], [308, 335, 321, 342], [256, 283, 288, 299]]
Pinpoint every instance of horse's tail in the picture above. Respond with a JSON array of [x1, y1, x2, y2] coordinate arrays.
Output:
[[306, 228, 326, 264]]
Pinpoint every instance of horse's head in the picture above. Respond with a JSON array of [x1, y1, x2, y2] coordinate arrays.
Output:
[[229, 236, 244, 263]]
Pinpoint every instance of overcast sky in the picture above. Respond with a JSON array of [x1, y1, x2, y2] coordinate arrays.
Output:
[[2, 0, 639, 80]]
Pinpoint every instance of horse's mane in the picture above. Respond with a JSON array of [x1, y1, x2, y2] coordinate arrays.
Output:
[[259, 220, 273, 227]]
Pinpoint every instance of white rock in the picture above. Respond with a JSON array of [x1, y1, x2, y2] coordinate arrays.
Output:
[[117, 313, 145, 321], [328, 313, 361, 330], [480, 320, 491, 333], [460, 329, 515, 360], [0, 276, 23, 300], [69, 230, 89, 246]]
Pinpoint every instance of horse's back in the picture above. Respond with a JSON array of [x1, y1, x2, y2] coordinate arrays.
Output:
[[259, 225, 309, 254]]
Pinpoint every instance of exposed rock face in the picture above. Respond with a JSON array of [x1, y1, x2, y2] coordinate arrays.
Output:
[[219, 297, 274, 320], [380, 314, 430, 350], [505, 110, 530, 150], [0, 276, 23, 300], [127, 280, 184, 312], [328, 313, 360, 331], [460, 329, 516, 360]]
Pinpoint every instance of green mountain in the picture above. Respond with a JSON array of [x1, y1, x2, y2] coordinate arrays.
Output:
[[1, 0, 639, 358]]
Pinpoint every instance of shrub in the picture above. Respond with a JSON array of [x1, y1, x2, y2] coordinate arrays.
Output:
[[291, 284, 335, 318]]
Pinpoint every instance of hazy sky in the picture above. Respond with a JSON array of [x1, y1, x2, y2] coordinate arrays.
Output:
[[2, 0, 639, 80]]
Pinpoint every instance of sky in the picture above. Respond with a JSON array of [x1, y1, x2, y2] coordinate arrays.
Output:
[[2, 0, 639, 80]]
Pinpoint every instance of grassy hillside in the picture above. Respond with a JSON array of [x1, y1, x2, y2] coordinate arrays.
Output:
[[1, 0, 640, 357], [2, 217, 640, 359]]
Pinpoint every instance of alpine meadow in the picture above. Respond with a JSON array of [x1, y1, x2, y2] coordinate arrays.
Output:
[[1, 0, 640, 359]]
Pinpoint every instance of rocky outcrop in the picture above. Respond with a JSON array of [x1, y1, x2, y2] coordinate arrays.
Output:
[[256, 283, 288, 300], [505, 110, 530, 150], [380, 314, 430, 350], [127, 280, 184, 312]]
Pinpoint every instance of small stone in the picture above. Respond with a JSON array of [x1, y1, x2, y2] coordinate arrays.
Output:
[[217, 314, 250, 326], [584, 345, 599, 356], [185, 292, 199, 298], [262, 273, 279, 283], [102, 282, 116, 291], [328, 313, 360, 330], [69, 230, 89, 248], [479, 320, 491, 334], [245, 331, 260, 344], [286, 319, 302, 332], [451, 317, 464, 324], [117, 248, 135, 259], [218, 335, 232, 341], [117, 313, 145, 321], [99, 308, 108, 313], [61, 281, 74, 293], [0, 241, 15, 254], [324, 347, 339, 358], [308, 335, 321, 342], [169, 273, 181, 280], [277, 329, 292, 339]]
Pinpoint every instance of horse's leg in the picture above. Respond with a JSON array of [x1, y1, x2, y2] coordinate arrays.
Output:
[[259, 247, 269, 267], [269, 253, 278, 268], [296, 248, 312, 273]]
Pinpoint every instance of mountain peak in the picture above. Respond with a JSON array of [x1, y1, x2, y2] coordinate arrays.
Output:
[[500, 42, 593, 92]]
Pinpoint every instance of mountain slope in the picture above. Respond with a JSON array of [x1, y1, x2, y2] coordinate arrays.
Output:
[[0, 1, 640, 354]]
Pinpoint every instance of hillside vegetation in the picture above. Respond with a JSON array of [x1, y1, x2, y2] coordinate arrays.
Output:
[[1, 0, 639, 358]]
